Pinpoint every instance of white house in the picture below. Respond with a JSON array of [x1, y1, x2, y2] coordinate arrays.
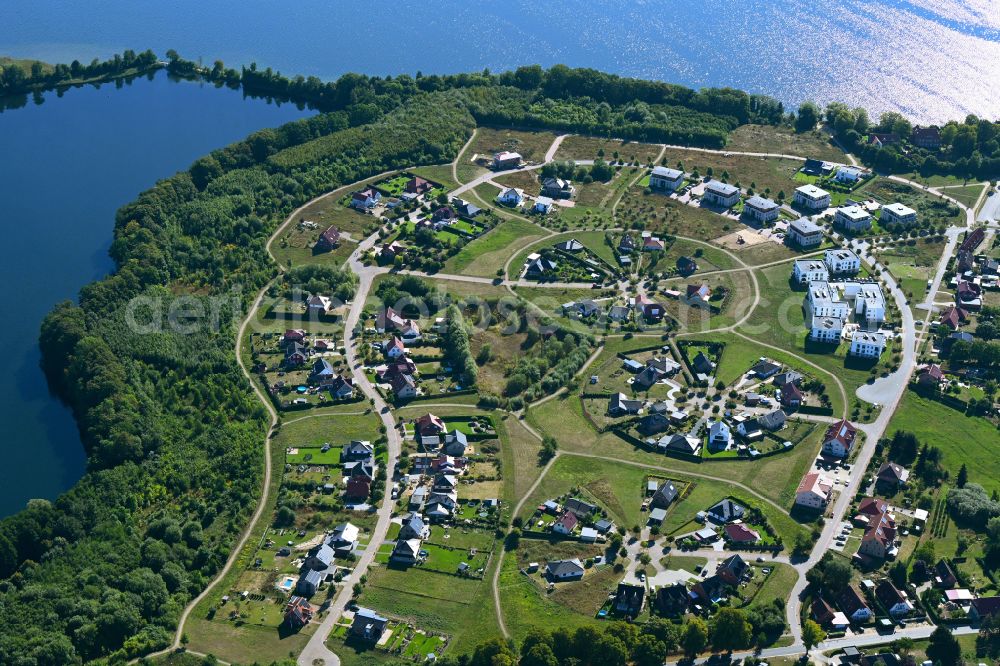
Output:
[[841, 282, 886, 327], [834, 205, 873, 233], [708, 420, 731, 450], [743, 195, 780, 224], [821, 419, 859, 458], [849, 330, 887, 358], [834, 166, 866, 184], [806, 281, 851, 320], [534, 196, 554, 214], [792, 259, 829, 284], [788, 217, 824, 248], [824, 249, 861, 276], [880, 202, 917, 226], [649, 166, 684, 191], [794, 184, 831, 211], [795, 472, 833, 510], [497, 187, 524, 207], [811, 315, 844, 343], [702, 180, 741, 208]]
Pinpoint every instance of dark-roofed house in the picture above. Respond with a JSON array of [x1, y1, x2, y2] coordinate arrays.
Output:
[[345, 476, 371, 500], [751, 359, 781, 379], [614, 583, 646, 616], [609, 392, 642, 415], [961, 227, 986, 253], [542, 177, 575, 199], [812, 597, 849, 630], [285, 342, 308, 367], [837, 586, 873, 623], [655, 582, 690, 615], [329, 375, 355, 399], [404, 176, 434, 196], [350, 608, 389, 641], [970, 596, 1000, 622], [773, 370, 803, 386], [525, 256, 558, 278], [875, 580, 913, 617], [912, 126, 941, 149], [297, 569, 324, 597], [934, 559, 958, 589], [651, 481, 679, 508], [303, 543, 334, 571], [692, 575, 728, 604], [639, 412, 671, 435], [677, 256, 698, 275], [399, 513, 427, 540], [391, 538, 422, 565], [442, 429, 468, 456], [692, 351, 715, 376], [917, 364, 944, 386], [633, 365, 664, 390], [707, 499, 745, 524], [564, 498, 598, 517], [316, 226, 341, 251], [389, 372, 417, 400], [343, 440, 374, 461], [432, 206, 458, 226], [779, 381, 803, 409], [717, 554, 748, 585], [453, 198, 481, 219], [285, 596, 315, 629], [546, 558, 585, 581], [876, 462, 909, 487]]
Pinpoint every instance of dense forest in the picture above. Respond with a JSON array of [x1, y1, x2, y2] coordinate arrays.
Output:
[[1, 48, 998, 663]]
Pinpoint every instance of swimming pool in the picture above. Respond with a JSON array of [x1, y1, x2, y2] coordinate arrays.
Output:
[[277, 575, 296, 591]]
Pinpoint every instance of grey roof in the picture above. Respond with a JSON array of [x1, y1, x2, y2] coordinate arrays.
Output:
[[789, 217, 823, 234], [306, 544, 335, 569], [707, 499, 745, 523], [759, 409, 787, 431], [706, 180, 739, 196], [546, 558, 585, 577], [444, 429, 468, 446], [745, 195, 778, 211], [652, 166, 683, 179], [652, 481, 679, 507]]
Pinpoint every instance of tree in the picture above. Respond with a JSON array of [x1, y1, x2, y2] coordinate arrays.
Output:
[[957, 464, 969, 488], [710, 607, 752, 652], [681, 617, 709, 658], [925, 625, 961, 666], [889, 560, 908, 589], [633, 633, 668, 666], [521, 643, 559, 666], [796, 102, 821, 133], [802, 620, 826, 653]]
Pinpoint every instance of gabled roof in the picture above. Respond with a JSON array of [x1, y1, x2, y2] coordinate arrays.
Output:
[[707, 498, 745, 523], [724, 523, 760, 542], [824, 419, 858, 452], [837, 585, 870, 615], [416, 413, 445, 434], [875, 579, 906, 608], [546, 558, 584, 577]]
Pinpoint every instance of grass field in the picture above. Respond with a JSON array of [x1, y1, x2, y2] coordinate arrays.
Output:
[[443, 218, 548, 277], [658, 149, 803, 199], [866, 178, 965, 227], [660, 270, 755, 333], [726, 125, 846, 163], [888, 390, 1000, 493], [467, 127, 558, 164], [941, 182, 987, 209], [507, 229, 620, 280], [554, 135, 664, 164], [618, 189, 736, 241], [409, 163, 459, 191], [661, 238, 741, 273]]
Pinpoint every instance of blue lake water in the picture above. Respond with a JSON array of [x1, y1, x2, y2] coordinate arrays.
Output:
[[0, 72, 311, 517], [3, 0, 1000, 123], [0, 0, 998, 515]]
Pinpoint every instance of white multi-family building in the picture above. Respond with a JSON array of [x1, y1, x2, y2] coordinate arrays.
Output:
[[788, 217, 824, 248], [811, 315, 844, 343], [795, 472, 833, 510], [804, 279, 886, 341], [880, 202, 917, 226], [743, 195, 780, 224], [792, 259, 829, 285], [841, 282, 886, 328], [824, 249, 861, 276], [849, 330, 887, 358], [806, 282, 851, 320], [649, 166, 685, 191], [794, 184, 831, 211], [834, 205, 873, 233], [702, 180, 741, 208]]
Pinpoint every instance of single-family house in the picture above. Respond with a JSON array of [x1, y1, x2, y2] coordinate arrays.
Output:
[[655, 582, 690, 615], [750, 359, 781, 379], [296, 569, 324, 598], [310, 357, 335, 381], [442, 429, 468, 456], [525, 255, 557, 278], [330, 522, 360, 557], [635, 294, 664, 321], [651, 480, 679, 508], [691, 351, 715, 376], [534, 196, 554, 214], [350, 608, 389, 641], [555, 238, 584, 253], [724, 522, 760, 544], [794, 184, 831, 211], [643, 235, 666, 252], [676, 256, 698, 275], [343, 440, 374, 462], [803, 158, 834, 176], [834, 166, 866, 184], [969, 597, 1000, 622], [662, 433, 701, 456], [328, 375, 355, 399], [399, 513, 428, 541], [379, 241, 405, 263], [285, 596, 315, 629], [812, 597, 850, 630], [303, 543, 335, 571], [708, 420, 731, 450], [614, 583, 646, 616], [609, 392, 642, 415], [702, 180, 741, 208], [876, 462, 909, 487], [350, 187, 381, 210], [404, 176, 433, 196], [638, 412, 671, 435], [692, 575, 728, 604], [497, 187, 525, 207], [649, 166, 684, 191], [875, 580, 913, 618], [736, 417, 763, 441], [546, 558, 585, 581], [779, 381, 803, 409], [316, 226, 341, 251], [345, 476, 371, 500], [389, 372, 417, 400], [685, 283, 713, 307], [837, 586, 873, 623], [564, 498, 598, 517], [707, 499, 745, 524], [390, 538, 422, 565], [619, 234, 635, 254], [917, 364, 944, 386], [552, 511, 579, 536], [773, 370, 802, 386], [453, 197, 481, 219], [743, 195, 780, 224], [758, 409, 787, 431], [431, 206, 458, 226], [284, 342, 308, 367], [934, 560, 959, 589], [541, 177, 575, 199]]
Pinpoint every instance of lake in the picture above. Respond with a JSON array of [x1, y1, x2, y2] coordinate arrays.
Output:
[[1, 0, 998, 515], [2, 0, 999, 124], [0, 72, 311, 517]]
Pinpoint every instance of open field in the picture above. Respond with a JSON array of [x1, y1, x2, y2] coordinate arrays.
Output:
[[507, 229, 620, 279], [443, 218, 548, 277], [618, 189, 735, 241], [941, 182, 988, 208], [660, 270, 755, 333], [726, 125, 846, 163], [658, 149, 803, 198], [888, 390, 1000, 494], [867, 178, 965, 227], [467, 127, 558, 164], [554, 135, 664, 164]]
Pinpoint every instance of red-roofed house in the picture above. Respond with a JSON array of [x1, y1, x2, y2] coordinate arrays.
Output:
[[938, 306, 968, 331], [917, 364, 944, 386], [351, 187, 381, 210], [416, 413, 446, 438], [316, 226, 341, 251], [960, 228, 985, 253], [405, 176, 434, 196], [553, 511, 579, 536], [724, 522, 760, 544], [780, 381, 803, 409], [795, 472, 833, 510], [345, 476, 371, 500], [821, 419, 858, 458]]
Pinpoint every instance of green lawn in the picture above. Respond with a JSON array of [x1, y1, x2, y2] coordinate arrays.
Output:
[[443, 218, 548, 277], [888, 390, 1000, 493], [726, 125, 846, 163]]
